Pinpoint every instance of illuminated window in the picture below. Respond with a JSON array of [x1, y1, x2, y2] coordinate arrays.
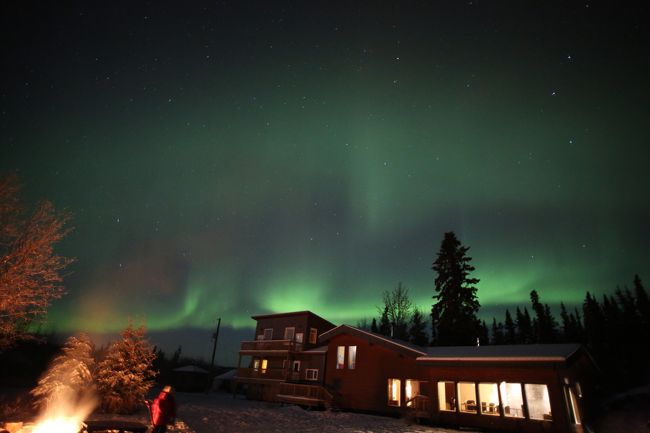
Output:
[[252, 358, 260, 372], [500, 382, 524, 418], [284, 327, 295, 340], [437, 381, 456, 411], [525, 384, 552, 421], [405, 380, 420, 407], [458, 382, 477, 413], [260, 359, 268, 373], [305, 369, 319, 381], [309, 328, 318, 344], [388, 378, 401, 406], [478, 382, 499, 416], [336, 346, 345, 369], [348, 346, 357, 369], [263, 328, 273, 340]]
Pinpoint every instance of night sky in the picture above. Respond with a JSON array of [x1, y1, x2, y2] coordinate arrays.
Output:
[[1, 1, 648, 364]]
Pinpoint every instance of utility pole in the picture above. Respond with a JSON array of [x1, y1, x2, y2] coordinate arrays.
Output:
[[210, 317, 221, 371]]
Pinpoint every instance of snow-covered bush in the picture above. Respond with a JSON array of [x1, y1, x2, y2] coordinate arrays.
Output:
[[31, 333, 95, 410], [95, 321, 157, 414]]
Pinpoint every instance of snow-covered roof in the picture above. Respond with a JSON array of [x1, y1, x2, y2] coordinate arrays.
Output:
[[214, 369, 237, 379], [301, 345, 328, 354], [417, 343, 582, 363], [173, 365, 210, 374], [319, 325, 427, 357]]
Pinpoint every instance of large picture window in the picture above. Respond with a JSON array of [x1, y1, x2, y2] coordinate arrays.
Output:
[[348, 346, 357, 369], [525, 384, 552, 421], [388, 378, 401, 406], [478, 382, 499, 416], [458, 382, 477, 413], [500, 382, 524, 418], [437, 381, 456, 411], [336, 346, 345, 369]]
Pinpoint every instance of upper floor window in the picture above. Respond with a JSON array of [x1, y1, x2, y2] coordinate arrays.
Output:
[[295, 332, 304, 343], [348, 346, 357, 369], [263, 328, 273, 340], [309, 328, 318, 344], [336, 346, 345, 369], [284, 327, 295, 340]]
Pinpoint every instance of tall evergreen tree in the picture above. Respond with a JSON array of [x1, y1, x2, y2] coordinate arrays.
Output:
[[529, 290, 557, 343], [95, 322, 157, 414], [409, 308, 429, 346], [503, 309, 516, 344], [430, 232, 481, 346], [379, 306, 391, 336], [515, 307, 533, 343], [370, 318, 378, 333], [491, 318, 504, 345]]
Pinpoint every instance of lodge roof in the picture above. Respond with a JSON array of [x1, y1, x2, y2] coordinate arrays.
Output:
[[319, 325, 427, 357], [251, 310, 334, 326], [417, 343, 582, 363]]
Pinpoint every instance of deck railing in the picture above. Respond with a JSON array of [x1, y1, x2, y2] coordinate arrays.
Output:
[[239, 339, 303, 352], [236, 367, 287, 380], [406, 394, 431, 413], [279, 382, 329, 400]]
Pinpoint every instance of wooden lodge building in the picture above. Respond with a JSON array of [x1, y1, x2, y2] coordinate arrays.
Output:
[[234, 311, 597, 433]]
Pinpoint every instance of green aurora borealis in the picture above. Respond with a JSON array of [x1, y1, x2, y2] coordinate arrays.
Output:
[[1, 2, 648, 362]]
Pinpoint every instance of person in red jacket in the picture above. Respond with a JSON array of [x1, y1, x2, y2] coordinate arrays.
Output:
[[149, 385, 177, 433]]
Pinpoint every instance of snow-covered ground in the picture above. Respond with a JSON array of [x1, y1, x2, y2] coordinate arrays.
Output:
[[167, 391, 458, 433]]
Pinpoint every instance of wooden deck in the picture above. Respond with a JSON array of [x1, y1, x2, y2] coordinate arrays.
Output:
[[276, 383, 333, 408]]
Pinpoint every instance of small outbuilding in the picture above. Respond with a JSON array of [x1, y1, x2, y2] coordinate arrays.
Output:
[[172, 365, 210, 392]]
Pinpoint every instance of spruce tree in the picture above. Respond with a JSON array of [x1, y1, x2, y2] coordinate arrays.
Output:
[[409, 308, 428, 346], [95, 322, 157, 414], [370, 318, 378, 333], [430, 232, 481, 346], [491, 318, 504, 345], [379, 306, 391, 336], [503, 309, 516, 344], [31, 333, 95, 410]]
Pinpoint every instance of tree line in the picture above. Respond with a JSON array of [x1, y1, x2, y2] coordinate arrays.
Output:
[[360, 231, 649, 391]]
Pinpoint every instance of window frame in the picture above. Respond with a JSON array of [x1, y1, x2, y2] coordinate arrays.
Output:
[[348, 345, 357, 369], [524, 383, 552, 421], [305, 369, 319, 381], [263, 328, 273, 340], [309, 328, 318, 344], [284, 327, 295, 340], [336, 345, 345, 369], [437, 381, 457, 412], [387, 378, 401, 407]]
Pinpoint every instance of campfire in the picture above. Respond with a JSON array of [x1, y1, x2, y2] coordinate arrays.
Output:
[[3, 389, 97, 433]]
